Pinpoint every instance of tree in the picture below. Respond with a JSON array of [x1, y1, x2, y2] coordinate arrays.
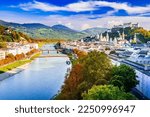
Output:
[[110, 64, 139, 92], [56, 51, 112, 100], [82, 51, 112, 87], [55, 64, 84, 100], [82, 85, 136, 100], [110, 75, 124, 89], [73, 49, 87, 58], [0, 42, 7, 48]]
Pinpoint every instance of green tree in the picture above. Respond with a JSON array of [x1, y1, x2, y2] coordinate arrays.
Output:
[[110, 64, 139, 92], [82, 85, 136, 100], [82, 51, 112, 87], [0, 42, 7, 48], [56, 51, 112, 100]]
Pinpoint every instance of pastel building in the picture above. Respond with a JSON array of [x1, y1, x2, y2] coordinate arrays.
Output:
[[0, 50, 6, 60], [29, 43, 38, 49], [6, 48, 17, 56]]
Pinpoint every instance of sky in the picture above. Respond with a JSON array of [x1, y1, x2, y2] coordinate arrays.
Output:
[[0, 0, 150, 30]]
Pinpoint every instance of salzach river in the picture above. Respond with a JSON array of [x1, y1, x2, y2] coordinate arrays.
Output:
[[0, 44, 71, 100]]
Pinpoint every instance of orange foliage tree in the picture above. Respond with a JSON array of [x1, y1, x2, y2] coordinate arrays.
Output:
[[73, 49, 87, 58], [56, 64, 84, 100]]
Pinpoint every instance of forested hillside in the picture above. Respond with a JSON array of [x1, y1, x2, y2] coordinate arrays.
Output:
[[0, 20, 86, 40], [0, 25, 31, 42]]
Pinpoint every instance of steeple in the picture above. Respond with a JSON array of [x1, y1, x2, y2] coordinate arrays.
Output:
[[122, 30, 125, 40], [106, 32, 109, 42], [99, 33, 103, 42]]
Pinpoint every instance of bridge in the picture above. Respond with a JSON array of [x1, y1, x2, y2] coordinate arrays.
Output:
[[38, 55, 68, 58], [40, 49, 56, 54], [40, 49, 62, 54], [39, 48, 67, 58]]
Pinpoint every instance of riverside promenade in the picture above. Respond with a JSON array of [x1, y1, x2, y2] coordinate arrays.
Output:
[[0, 63, 30, 81]]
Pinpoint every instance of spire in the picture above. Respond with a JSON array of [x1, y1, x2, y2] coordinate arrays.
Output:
[[106, 32, 109, 42], [100, 33, 103, 42], [122, 29, 125, 40]]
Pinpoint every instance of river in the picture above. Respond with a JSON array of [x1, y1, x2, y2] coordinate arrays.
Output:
[[0, 44, 71, 100]]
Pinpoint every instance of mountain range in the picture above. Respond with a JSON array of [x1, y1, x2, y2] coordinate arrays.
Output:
[[0, 20, 107, 40]]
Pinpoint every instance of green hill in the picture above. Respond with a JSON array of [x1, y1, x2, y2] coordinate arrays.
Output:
[[0, 25, 31, 42], [0, 20, 86, 40], [82, 27, 107, 35]]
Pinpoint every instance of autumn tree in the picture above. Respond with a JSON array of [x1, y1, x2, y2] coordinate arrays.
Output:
[[55, 64, 84, 100]]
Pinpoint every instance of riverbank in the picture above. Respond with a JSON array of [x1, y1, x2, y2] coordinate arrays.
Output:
[[0, 44, 70, 100], [0, 62, 31, 81], [0, 52, 41, 81]]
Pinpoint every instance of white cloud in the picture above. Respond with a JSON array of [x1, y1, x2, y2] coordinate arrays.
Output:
[[66, 1, 96, 12], [18, 1, 66, 11], [44, 14, 150, 30], [65, 22, 74, 29], [13, 0, 150, 15], [81, 24, 91, 30], [0, 11, 150, 30], [107, 20, 123, 28], [92, 1, 150, 14], [16, 0, 96, 12]]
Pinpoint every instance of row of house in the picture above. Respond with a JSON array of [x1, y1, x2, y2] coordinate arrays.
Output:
[[0, 50, 5, 60], [0, 43, 38, 60]]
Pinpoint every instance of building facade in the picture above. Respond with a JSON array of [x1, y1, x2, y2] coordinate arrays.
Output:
[[0, 50, 6, 60]]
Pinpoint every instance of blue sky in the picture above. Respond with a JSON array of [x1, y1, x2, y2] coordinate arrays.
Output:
[[0, 0, 150, 30]]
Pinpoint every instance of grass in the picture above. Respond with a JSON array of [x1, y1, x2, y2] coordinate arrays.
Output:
[[0, 60, 31, 74], [30, 52, 41, 60], [38, 42, 46, 48], [0, 52, 41, 74]]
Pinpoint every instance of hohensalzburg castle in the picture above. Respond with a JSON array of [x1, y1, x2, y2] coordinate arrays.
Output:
[[113, 22, 139, 29], [81, 22, 140, 46]]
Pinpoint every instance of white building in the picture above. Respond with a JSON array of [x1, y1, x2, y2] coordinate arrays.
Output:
[[113, 22, 139, 29], [0, 50, 6, 60], [29, 43, 38, 49], [128, 50, 150, 65], [7, 48, 17, 56], [6, 43, 39, 56]]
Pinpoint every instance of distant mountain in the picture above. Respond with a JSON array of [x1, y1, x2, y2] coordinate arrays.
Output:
[[82, 27, 107, 35], [0, 20, 21, 27], [52, 24, 75, 31], [21, 23, 50, 29], [0, 20, 86, 40], [0, 20, 109, 40]]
